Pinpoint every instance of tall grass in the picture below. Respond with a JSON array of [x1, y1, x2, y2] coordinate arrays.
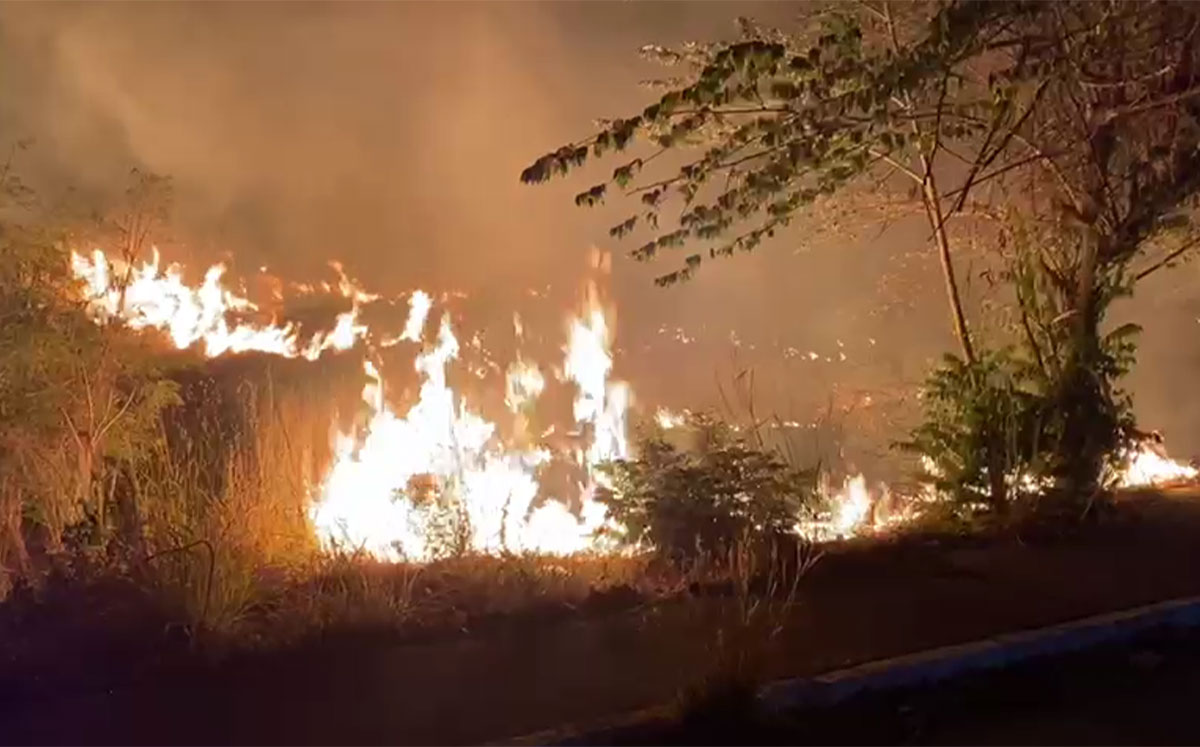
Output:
[[135, 372, 333, 639], [675, 530, 822, 730]]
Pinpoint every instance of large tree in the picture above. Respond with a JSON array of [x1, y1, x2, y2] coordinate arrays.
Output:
[[521, 0, 1200, 505]]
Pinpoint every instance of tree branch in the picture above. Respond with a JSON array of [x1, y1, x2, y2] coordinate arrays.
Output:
[[1133, 234, 1200, 282]]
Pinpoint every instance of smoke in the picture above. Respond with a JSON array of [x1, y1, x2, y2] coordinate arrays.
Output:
[[0, 2, 1194, 470]]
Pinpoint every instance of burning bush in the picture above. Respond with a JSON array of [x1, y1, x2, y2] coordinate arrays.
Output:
[[900, 349, 1052, 513], [0, 221, 184, 595]]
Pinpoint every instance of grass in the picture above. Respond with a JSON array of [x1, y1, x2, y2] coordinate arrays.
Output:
[[663, 529, 823, 743], [242, 550, 656, 649], [9, 491, 1200, 745]]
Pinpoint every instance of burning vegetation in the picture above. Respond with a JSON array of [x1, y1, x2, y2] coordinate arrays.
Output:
[[8, 4, 1200, 741], [1, 172, 1195, 667], [60, 236, 1200, 574]]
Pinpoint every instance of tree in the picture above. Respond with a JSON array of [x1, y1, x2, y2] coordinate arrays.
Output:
[[0, 163, 179, 593], [1001, 1, 1200, 497], [522, 0, 1200, 507], [519, 1, 1060, 363]]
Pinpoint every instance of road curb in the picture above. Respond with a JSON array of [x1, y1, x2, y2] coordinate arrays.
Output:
[[499, 594, 1200, 745], [759, 594, 1200, 712]]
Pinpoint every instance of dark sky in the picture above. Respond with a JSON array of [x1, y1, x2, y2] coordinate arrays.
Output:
[[0, 1, 1195, 469]]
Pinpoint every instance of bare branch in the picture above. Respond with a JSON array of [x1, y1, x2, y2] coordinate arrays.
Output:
[[1133, 234, 1200, 282]]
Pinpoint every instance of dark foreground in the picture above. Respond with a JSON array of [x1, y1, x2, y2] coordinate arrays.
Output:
[[7, 491, 1200, 745], [608, 620, 1200, 745]]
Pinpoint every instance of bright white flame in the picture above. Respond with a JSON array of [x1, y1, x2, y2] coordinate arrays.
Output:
[[401, 290, 432, 342], [310, 280, 629, 560], [74, 247, 631, 561], [797, 474, 874, 541], [831, 474, 872, 537], [655, 407, 688, 430], [564, 281, 629, 471], [71, 248, 370, 360], [505, 359, 545, 413], [1118, 441, 1199, 488]]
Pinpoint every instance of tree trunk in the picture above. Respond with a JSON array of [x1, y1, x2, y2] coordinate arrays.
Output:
[[1056, 234, 1106, 501], [921, 159, 976, 364], [926, 172, 974, 365]]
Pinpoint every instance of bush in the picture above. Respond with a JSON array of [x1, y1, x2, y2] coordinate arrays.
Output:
[[901, 339, 1136, 518], [900, 349, 1049, 513], [597, 415, 818, 564]]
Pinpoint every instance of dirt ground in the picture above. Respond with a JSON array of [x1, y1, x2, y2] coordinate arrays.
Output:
[[7, 490, 1200, 746]]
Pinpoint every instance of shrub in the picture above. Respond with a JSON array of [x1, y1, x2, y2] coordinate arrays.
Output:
[[901, 339, 1137, 518], [597, 414, 818, 564], [899, 349, 1049, 513]]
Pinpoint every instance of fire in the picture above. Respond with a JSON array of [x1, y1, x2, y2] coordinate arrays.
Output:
[[309, 282, 627, 560], [1117, 440, 1199, 488], [72, 245, 631, 560], [799, 473, 922, 541], [830, 474, 872, 537], [71, 245, 1200, 561], [655, 407, 688, 430], [563, 281, 630, 472], [803, 438, 1200, 541], [70, 248, 372, 360]]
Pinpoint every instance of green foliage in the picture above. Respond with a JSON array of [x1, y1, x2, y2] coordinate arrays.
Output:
[[521, 1, 1048, 285], [1002, 215, 1142, 499], [900, 349, 1051, 510], [902, 240, 1140, 513], [0, 170, 183, 594], [525, 2, 1200, 507], [596, 415, 817, 563]]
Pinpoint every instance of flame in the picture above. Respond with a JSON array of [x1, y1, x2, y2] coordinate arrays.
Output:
[[1118, 441, 1199, 488], [655, 407, 688, 430], [799, 474, 882, 541], [505, 359, 545, 414], [71, 248, 372, 360], [309, 279, 627, 560], [72, 246, 629, 561], [830, 474, 872, 537], [806, 437, 1200, 541], [564, 281, 629, 470], [81, 247, 1199, 559]]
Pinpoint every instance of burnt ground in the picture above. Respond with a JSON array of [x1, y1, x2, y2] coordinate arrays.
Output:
[[6, 490, 1200, 745]]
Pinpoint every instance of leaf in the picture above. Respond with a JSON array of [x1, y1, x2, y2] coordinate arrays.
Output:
[[613, 159, 644, 188], [609, 215, 639, 239], [1103, 323, 1142, 344], [632, 240, 658, 261], [574, 184, 607, 208], [519, 155, 553, 185]]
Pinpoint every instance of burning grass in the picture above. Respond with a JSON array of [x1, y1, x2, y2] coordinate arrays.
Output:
[[8, 239, 1200, 735]]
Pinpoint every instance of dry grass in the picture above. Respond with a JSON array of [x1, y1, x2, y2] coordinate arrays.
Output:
[[674, 531, 822, 726], [133, 373, 330, 640], [229, 550, 655, 650], [2, 360, 671, 657], [3, 352, 827, 671]]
